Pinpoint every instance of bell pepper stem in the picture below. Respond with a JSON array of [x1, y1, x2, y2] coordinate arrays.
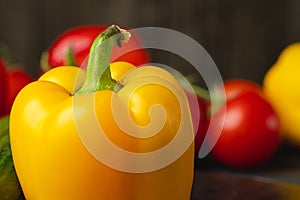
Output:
[[75, 25, 130, 95]]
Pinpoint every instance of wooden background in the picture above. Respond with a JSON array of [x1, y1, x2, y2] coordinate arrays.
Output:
[[0, 0, 300, 83]]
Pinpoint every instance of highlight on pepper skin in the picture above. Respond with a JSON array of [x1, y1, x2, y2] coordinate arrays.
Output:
[[73, 63, 195, 173]]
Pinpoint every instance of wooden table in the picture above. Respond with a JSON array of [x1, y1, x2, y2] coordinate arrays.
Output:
[[191, 171, 300, 200], [192, 143, 300, 199]]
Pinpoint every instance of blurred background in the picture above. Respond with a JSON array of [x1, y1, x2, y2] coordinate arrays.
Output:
[[0, 0, 300, 82]]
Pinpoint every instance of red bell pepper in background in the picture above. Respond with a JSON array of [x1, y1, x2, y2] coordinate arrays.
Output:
[[41, 25, 150, 72], [0, 58, 33, 116]]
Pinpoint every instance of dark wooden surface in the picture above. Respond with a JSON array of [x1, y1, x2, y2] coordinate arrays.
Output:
[[0, 0, 300, 82], [191, 171, 300, 200], [192, 143, 300, 199]]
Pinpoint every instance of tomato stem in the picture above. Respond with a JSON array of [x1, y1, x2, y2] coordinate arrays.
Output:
[[40, 52, 50, 72], [189, 85, 211, 102], [66, 47, 77, 66], [75, 25, 130, 95]]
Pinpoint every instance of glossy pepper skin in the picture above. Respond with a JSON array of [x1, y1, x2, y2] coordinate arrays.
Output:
[[41, 25, 150, 72], [10, 25, 194, 200], [263, 42, 300, 146]]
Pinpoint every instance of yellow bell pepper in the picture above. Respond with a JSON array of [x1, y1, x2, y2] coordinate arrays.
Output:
[[263, 42, 300, 146], [10, 25, 194, 199]]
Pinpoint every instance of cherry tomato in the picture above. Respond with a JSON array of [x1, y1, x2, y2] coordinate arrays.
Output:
[[211, 79, 281, 169], [185, 90, 208, 157], [0, 59, 6, 116], [0, 57, 33, 116], [224, 79, 263, 100], [4, 67, 33, 114], [42, 25, 150, 72]]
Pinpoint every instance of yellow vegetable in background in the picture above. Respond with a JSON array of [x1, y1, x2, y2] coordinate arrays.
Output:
[[263, 42, 300, 146]]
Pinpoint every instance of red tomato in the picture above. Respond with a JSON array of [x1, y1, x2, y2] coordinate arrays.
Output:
[[0, 56, 34, 116], [224, 79, 263, 100], [4, 68, 33, 114], [211, 79, 281, 168], [0, 59, 6, 116], [43, 25, 150, 72], [185, 91, 208, 156]]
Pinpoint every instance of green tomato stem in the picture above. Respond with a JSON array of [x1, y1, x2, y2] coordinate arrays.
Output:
[[66, 47, 77, 66], [75, 25, 130, 95], [189, 84, 211, 102]]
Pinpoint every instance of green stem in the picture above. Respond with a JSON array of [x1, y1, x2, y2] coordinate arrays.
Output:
[[191, 84, 211, 102], [66, 47, 77, 66], [75, 25, 130, 95], [40, 52, 50, 72]]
